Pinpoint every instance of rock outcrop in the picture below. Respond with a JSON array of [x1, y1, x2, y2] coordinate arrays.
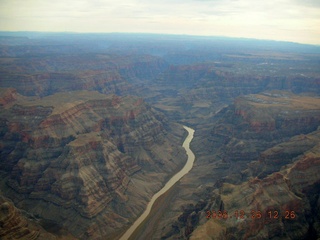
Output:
[[156, 91, 320, 239], [194, 91, 320, 166], [0, 53, 168, 97], [1, 33, 320, 240], [0, 89, 186, 239], [145, 62, 320, 126], [0, 195, 61, 240], [191, 129, 320, 240], [0, 88, 19, 106]]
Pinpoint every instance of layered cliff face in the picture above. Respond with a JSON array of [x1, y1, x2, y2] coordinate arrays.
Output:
[[0, 53, 168, 97], [0, 195, 59, 240], [234, 91, 320, 133], [191, 129, 320, 240], [0, 89, 186, 239], [1, 34, 320, 240], [193, 91, 320, 166], [249, 129, 320, 179], [146, 62, 320, 126], [154, 91, 320, 239]]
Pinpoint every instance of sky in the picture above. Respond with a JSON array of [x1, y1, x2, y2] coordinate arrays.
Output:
[[0, 0, 320, 45]]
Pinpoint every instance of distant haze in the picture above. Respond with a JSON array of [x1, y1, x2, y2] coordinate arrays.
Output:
[[1, 0, 319, 45]]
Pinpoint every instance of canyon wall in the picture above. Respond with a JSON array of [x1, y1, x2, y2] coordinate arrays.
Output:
[[1, 34, 320, 240], [0, 89, 186, 239], [156, 91, 320, 239], [0, 54, 168, 97]]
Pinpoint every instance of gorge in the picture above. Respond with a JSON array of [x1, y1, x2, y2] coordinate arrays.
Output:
[[120, 126, 195, 240], [0, 32, 320, 240]]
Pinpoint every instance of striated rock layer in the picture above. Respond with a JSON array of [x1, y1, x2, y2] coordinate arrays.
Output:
[[191, 130, 320, 240], [154, 91, 320, 240], [0, 194, 61, 240], [194, 91, 320, 166], [0, 89, 186, 239], [0, 53, 168, 97]]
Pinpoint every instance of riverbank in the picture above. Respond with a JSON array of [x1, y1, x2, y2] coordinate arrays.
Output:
[[128, 184, 179, 240], [119, 126, 195, 240]]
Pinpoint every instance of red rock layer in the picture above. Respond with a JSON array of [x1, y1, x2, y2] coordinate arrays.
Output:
[[191, 130, 320, 240], [0, 89, 186, 239], [0, 195, 57, 240], [0, 88, 18, 107], [0, 54, 168, 97]]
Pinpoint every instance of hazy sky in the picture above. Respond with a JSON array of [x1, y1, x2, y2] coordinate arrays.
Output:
[[0, 0, 319, 45]]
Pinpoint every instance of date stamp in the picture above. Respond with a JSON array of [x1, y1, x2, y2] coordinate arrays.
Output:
[[206, 210, 296, 220]]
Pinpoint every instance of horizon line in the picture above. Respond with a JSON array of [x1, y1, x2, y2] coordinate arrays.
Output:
[[0, 30, 320, 47]]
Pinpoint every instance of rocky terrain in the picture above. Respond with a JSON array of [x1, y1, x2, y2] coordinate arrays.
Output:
[[153, 91, 320, 240], [0, 33, 320, 240], [190, 128, 320, 240], [0, 88, 186, 239], [140, 61, 320, 126], [0, 53, 168, 97], [0, 194, 59, 240]]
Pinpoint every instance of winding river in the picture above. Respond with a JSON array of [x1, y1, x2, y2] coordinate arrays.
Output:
[[119, 126, 195, 240]]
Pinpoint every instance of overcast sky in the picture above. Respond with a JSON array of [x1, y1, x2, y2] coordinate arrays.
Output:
[[0, 0, 319, 45]]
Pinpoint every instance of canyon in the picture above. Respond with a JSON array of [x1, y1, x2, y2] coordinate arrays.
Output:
[[0, 32, 320, 239], [0, 88, 186, 239]]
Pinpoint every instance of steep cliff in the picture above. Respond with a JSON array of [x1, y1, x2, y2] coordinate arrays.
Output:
[[0, 89, 186, 239], [193, 91, 320, 166], [155, 91, 320, 239], [191, 129, 320, 240], [146, 62, 320, 126], [0, 53, 168, 97], [0, 194, 62, 240], [1, 34, 320, 240]]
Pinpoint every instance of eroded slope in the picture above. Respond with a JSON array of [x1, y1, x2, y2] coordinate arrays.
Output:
[[154, 91, 320, 239], [0, 89, 186, 239]]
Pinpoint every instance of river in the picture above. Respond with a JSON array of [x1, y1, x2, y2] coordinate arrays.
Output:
[[119, 126, 195, 240]]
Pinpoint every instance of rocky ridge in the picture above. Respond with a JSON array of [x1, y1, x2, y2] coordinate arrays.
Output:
[[154, 91, 320, 239], [0, 194, 62, 240], [1, 34, 320, 240], [0, 89, 186, 239], [195, 91, 320, 165], [0, 53, 167, 97], [191, 129, 320, 239], [145, 63, 320, 126]]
